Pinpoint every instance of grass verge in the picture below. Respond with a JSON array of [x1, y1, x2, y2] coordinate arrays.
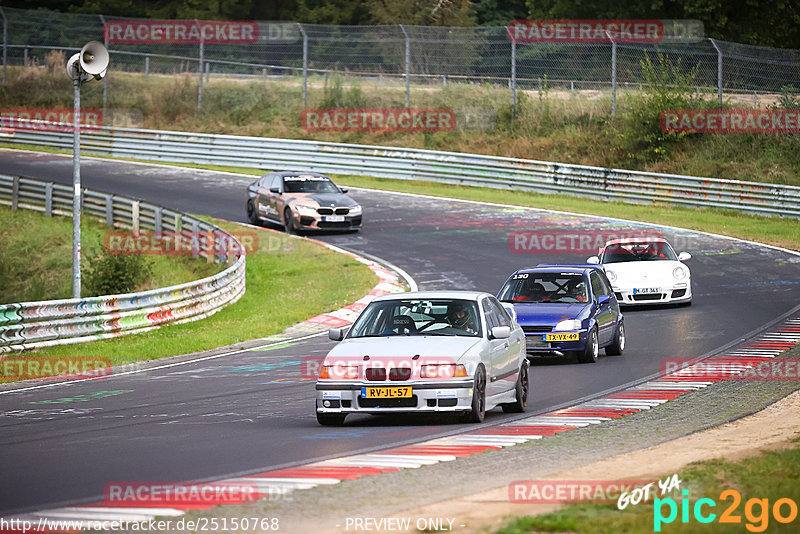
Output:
[[0, 205, 220, 303], [496, 440, 800, 533], [3, 217, 377, 372]]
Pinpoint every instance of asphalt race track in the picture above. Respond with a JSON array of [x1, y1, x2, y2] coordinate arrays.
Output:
[[2, 150, 800, 515]]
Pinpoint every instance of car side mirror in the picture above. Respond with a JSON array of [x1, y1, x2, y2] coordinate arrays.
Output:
[[587, 256, 600, 264], [597, 295, 611, 306], [328, 328, 344, 341], [501, 303, 517, 323], [340, 188, 349, 193], [269, 186, 281, 194], [678, 252, 692, 261], [490, 326, 511, 340]]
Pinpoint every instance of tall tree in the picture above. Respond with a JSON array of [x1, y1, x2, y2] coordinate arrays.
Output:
[[366, 0, 476, 26]]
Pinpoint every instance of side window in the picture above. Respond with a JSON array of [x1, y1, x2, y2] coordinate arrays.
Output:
[[488, 297, 510, 327], [598, 273, 613, 296], [590, 272, 607, 298], [270, 175, 282, 192], [482, 299, 499, 330]]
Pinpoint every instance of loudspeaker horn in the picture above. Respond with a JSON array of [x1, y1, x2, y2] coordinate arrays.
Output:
[[79, 41, 109, 80]]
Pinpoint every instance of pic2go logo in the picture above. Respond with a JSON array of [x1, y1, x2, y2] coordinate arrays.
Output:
[[653, 489, 798, 532]]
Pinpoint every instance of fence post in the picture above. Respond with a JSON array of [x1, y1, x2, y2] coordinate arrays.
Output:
[[399, 24, 410, 107], [205, 61, 210, 82], [510, 34, 517, 110], [0, 7, 6, 86], [609, 33, 617, 117], [23, 48, 27, 67], [709, 38, 723, 106], [105, 194, 113, 226], [145, 55, 150, 77], [196, 20, 204, 111], [11, 176, 18, 210], [45, 182, 53, 216], [99, 15, 109, 109], [297, 23, 308, 107]]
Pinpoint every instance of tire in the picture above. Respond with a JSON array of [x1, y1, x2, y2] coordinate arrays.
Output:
[[577, 327, 599, 363], [502, 360, 529, 413], [466, 367, 486, 423], [283, 207, 298, 234], [605, 320, 625, 356], [246, 199, 260, 226], [316, 412, 346, 426]]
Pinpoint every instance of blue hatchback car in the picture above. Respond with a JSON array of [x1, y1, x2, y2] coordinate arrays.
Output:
[[497, 265, 625, 363]]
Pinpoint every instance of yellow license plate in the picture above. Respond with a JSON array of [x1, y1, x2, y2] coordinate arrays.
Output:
[[546, 332, 579, 342], [361, 386, 412, 399]]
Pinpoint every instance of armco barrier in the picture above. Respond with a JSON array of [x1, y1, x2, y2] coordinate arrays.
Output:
[[0, 174, 246, 352], [4, 121, 800, 217]]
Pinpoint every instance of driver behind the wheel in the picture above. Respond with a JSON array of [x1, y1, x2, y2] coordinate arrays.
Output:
[[447, 302, 477, 333], [566, 280, 588, 302]]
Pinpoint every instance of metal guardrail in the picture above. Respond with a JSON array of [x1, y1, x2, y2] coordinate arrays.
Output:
[[0, 174, 246, 352], [5, 122, 800, 218]]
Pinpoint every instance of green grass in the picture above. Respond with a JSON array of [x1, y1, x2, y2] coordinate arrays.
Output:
[[496, 443, 800, 533], [0, 205, 220, 303], [3, 62, 800, 185], [21, 219, 378, 366]]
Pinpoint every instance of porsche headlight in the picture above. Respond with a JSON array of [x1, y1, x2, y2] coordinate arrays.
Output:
[[605, 269, 617, 283], [673, 266, 687, 280], [349, 205, 362, 216], [294, 204, 318, 216], [554, 319, 582, 331]]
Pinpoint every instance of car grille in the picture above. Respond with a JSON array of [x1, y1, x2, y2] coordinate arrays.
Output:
[[358, 395, 418, 408], [526, 336, 548, 349], [366, 368, 386, 381], [389, 367, 412, 381], [335, 208, 350, 215], [318, 221, 353, 228], [522, 325, 552, 333], [317, 207, 333, 215], [671, 289, 687, 298], [632, 293, 663, 301]]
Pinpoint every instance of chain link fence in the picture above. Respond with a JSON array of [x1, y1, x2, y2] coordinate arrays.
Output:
[[2, 6, 800, 113]]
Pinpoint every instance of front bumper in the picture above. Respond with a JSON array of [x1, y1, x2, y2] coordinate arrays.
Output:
[[524, 330, 586, 357], [315, 379, 474, 414], [297, 213, 362, 230], [612, 283, 692, 305]]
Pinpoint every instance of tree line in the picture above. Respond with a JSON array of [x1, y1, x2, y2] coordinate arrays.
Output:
[[8, 0, 800, 48]]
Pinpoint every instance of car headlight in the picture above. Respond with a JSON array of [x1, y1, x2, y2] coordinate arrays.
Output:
[[673, 266, 687, 280], [319, 364, 358, 380], [605, 270, 617, 283], [349, 205, 362, 216], [294, 204, 318, 216], [554, 319, 582, 331]]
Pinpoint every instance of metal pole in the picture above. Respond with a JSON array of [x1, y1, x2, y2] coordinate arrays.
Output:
[[72, 77, 82, 298], [610, 35, 617, 117], [145, 55, 150, 77], [709, 38, 723, 107], [0, 7, 7, 86], [205, 61, 210, 82], [510, 36, 517, 110], [99, 15, 108, 108], [297, 24, 308, 107], [196, 20, 204, 111], [399, 25, 410, 108]]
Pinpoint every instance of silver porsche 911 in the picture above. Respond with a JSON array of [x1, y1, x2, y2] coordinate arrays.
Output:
[[315, 291, 529, 426]]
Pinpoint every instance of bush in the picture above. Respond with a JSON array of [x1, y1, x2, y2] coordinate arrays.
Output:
[[622, 52, 708, 163], [83, 253, 153, 296]]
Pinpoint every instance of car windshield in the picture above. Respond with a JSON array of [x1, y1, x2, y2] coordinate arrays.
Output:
[[283, 175, 340, 194], [601, 241, 678, 263], [348, 298, 482, 338], [498, 273, 589, 304]]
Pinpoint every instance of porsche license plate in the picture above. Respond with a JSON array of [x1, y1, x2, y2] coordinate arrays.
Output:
[[545, 332, 579, 342], [324, 215, 345, 222], [633, 287, 660, 294], [361, 386, 412, 399]]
